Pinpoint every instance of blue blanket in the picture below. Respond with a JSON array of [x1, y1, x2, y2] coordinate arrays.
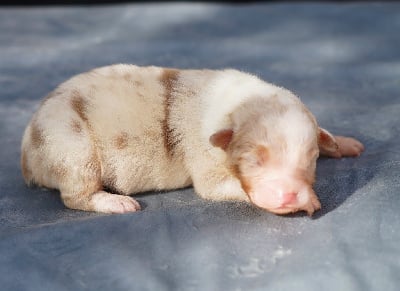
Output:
[[1, 2, 399, 290]]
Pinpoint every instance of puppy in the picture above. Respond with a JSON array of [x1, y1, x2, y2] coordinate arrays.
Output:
[[21, 65, 364, 215]]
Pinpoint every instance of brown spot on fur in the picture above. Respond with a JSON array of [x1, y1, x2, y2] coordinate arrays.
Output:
[[240, 177, 253, 197], [71, 91, 89, 122], [50, 163, 68, 182], [255, 145, 269, 166], [70, 91, 103, 191], [134, 80, 144, 87], [123, 73, 143, 86], [30, 122, 45, 148], [159, 68, 182, 156], [114, 132, 129, 150], [123, 73, 131, 82], [231, 164, 252, 196], [71, 119, 83, 134]]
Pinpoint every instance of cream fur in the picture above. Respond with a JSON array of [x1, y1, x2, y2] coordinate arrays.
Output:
[[21, 64, 364, 214]]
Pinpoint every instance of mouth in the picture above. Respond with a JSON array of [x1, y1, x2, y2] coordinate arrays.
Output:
[[268, 200, 320, 216], [248, 195, 302, 215], [270, 206, 300, 215], [246, 186, 321, 216]]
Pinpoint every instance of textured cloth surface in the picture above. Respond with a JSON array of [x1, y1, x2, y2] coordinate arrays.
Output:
[[0, 2, 399, 291]]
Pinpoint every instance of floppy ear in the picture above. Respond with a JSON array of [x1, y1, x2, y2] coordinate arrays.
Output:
[[209, 129, 233, 151], [318, 127, 340, 157]]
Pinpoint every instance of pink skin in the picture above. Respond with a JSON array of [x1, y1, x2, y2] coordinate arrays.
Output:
[[239, 136, 364, 216], [243, 173, 321, 216]]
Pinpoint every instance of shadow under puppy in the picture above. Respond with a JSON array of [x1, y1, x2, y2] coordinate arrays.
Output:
[[21, 65, 364, 216]]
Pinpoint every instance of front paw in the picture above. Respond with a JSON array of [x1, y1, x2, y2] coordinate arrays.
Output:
[[91, 191, 141, 214], [335, 136, 365, 158]]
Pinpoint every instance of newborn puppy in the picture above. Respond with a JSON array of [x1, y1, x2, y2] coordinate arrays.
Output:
[[21, 65, 364, 215]]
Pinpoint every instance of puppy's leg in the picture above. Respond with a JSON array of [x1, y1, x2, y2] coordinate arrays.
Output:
[[186, 153, 249, 202], [318, 128, 364, 158], [334, 136, 365, 157], [58, 149, 141, 213], [62, 190, 141, 214]]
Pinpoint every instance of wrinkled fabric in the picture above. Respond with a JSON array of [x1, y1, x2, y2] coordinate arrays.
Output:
[[0, 2, 399, 291]]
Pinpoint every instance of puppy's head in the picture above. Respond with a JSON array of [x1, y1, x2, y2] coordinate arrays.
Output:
[[210, 96, 336, 216]]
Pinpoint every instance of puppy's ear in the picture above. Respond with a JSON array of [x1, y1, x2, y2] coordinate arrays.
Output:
[[209, 129, 233, 151], [318, 127, 340, 157]]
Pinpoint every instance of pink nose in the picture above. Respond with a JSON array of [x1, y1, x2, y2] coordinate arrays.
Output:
[[281, 192, 298, 205]]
